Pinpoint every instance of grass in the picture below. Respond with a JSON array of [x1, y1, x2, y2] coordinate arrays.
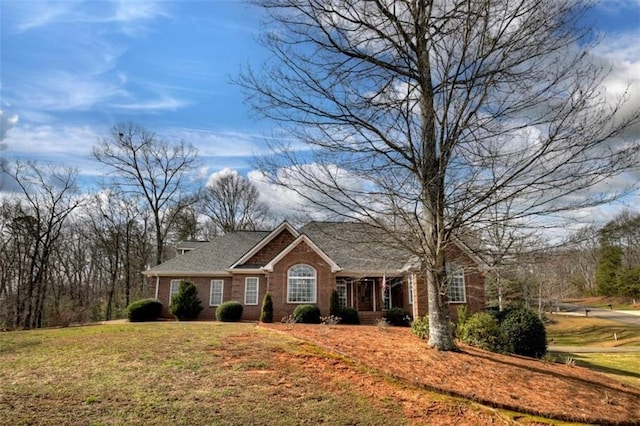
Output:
[[1, 322, 537, 425], [546, 314, 640, 347], [560, 353, 640, 388], [547, 314, 640, 388], [2, 321, 637, 425], [1, 323, 411, 425]]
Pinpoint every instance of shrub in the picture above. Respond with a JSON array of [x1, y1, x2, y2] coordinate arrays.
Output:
[[338, 307, 360, 325], [383, 307, 412, 327], [216, 301, 244, 322], [411, 315, 429, 340], [500, 307, 547, 358], [169, 280, 203, 321], [329, 290, 341, 317], [293, 304, 321, 324], [455, 305, 468, 336], [127, 298, 163, 322], [260, 292, 273, 323], [459, 312, 511, 353]]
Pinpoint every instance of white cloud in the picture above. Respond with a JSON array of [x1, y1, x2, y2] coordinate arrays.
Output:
[[0, 110, 19, 142], [7, 0, 167, 34], [592, 28, 640, 138], [113, 97, 189, 111], [2, 124, 104, 176], [20, 72, 128, 112]]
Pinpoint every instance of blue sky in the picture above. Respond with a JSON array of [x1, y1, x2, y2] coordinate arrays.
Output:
[[1, 0, 639, 222]]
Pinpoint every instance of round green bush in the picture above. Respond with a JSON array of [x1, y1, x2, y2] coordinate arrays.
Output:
[[216, 301, 244, 322], [169, 280, 203, 321], [459, 312, 510, 353], [293, 304, 321, 324], [500, 307, 547, 358], [260, 292, 273, 323], [383, 307, 412, 326], [127, 298, 163, 322], [338, 307, 360, 325]]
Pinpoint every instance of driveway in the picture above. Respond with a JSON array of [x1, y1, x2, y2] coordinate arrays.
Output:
[[556, 302, 640, 327]]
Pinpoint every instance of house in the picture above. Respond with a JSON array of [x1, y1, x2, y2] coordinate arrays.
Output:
[[143, 221, 486, 323]]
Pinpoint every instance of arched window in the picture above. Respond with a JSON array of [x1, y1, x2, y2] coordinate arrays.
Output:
[[287, 264, 317, 303], [446, 263, 466, 303]]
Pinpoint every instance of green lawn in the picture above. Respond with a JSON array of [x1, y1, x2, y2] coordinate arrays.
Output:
[[0, 322, 410, 425], [547, 315, 640, 388], [563, 353, 640, 388], [546, 315, 640, 347]]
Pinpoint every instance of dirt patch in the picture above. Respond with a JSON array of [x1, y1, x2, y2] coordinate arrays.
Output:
[[262, 323, 640, 425]]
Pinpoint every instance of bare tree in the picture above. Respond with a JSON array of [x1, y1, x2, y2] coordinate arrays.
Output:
[[93, 123, 198, 265], [200, 169, 270, 234], [0, 161, 84, 329], [86, 189, 151, 319], [240, 0, 640, 350]]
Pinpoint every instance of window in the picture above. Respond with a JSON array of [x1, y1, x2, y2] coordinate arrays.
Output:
[[336, 282, 347, 308], [408, 274, 414, 305], [210, 279, 224, 306], [245, 277, 259, 305], [446, 263, 466, 303], [287, 264, 317, 303], [170, 279, 182, 303]]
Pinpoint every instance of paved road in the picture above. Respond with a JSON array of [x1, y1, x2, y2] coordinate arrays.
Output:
[[556, 302, 640, 327]]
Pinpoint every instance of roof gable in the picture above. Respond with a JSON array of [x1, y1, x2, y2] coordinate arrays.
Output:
[[229, 221, 299, 269], [262, 234, 342, 273]]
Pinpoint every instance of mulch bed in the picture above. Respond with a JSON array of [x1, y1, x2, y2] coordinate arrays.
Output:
[[261, 323, 640, 425]]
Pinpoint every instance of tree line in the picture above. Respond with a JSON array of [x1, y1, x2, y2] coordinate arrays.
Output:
[[0, 123, 273, 330]]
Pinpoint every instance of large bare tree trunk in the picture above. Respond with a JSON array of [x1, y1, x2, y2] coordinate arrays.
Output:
[[240, 0, 640, 350]]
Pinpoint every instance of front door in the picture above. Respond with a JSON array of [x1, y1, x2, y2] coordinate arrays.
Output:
[[357, 280, 373, 311]]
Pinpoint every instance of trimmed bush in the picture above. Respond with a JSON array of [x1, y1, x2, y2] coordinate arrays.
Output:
[[329, 290, 341, 317], [383, 307, 412, 327], [411, 315, 429, 340], [293, 304, 321, 324], [459, 312, 511, 353], [127, 298, 163, 322], [260, 292, 273, 323], [216, 301, 244, 322], [169, 280, 203, 321], [338, 307, 360, 325], [500, 307, 547, 358]]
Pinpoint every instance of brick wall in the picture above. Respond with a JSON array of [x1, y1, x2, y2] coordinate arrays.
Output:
[[154, 276, 232, 320], [244, 229, 296, 265], [405, 244, 486, 322], [266, 240, 334, 321]]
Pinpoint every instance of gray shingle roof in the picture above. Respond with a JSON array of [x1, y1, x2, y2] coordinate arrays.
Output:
[[146, 231, 270, 275], [146, 222, 415, 276], [299, 222, 411, 273]]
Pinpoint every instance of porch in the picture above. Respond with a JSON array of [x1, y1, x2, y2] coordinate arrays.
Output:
[[336, 276, 406, 323]]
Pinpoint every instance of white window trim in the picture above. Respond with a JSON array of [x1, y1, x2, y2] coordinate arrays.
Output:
[[244, 277, 259, 305], [170, 279, 182, 304], [210, 279, 224, 306], [287, 264, 317, 304], [408, 274, 414, 305], [446, 263, 467, 304]]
